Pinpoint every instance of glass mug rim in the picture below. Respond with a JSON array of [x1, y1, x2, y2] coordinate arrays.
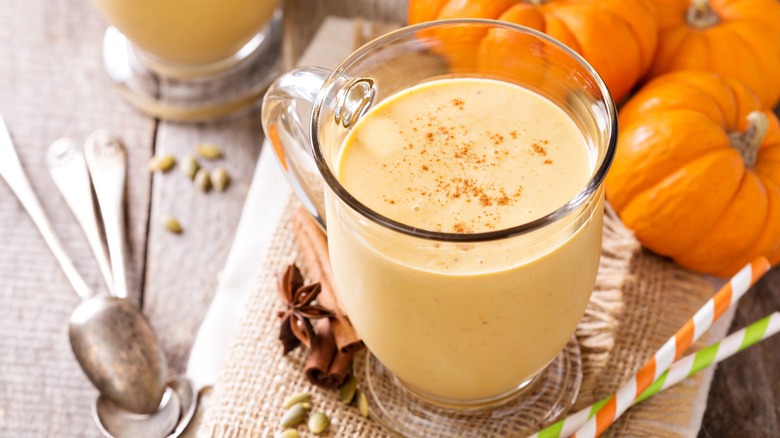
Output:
[[311, 18, 617, 243]]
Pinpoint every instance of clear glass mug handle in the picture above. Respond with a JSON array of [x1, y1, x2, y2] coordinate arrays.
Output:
[[261, 66, 331, 229], [262, 67, 376, 230]]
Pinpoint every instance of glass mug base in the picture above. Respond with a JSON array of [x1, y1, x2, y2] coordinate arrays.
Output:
[[100, 10, 282, 121], [355, 336, 582, 437]]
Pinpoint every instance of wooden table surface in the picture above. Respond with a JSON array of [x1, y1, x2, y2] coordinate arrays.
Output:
[[0, 1, 777, 436]]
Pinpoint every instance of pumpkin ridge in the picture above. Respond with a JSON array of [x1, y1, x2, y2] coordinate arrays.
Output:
[[722, 175, 780, 273], [719, 76, 747, 132], [599, 8, 651, 76], [721, 24, 765, 83], [702, 30, 717, 75], [674, 169, 765, 274], [544, 7, 579, 44], [541, 8, 583, 53], [652, 144, 743, 200], [592, 0, 658, 73], [688, 75, 737, 125], [639, 78, 730, 126], [726, 23, 780, 105], [608, 110, 730, 210], [619, 149, 744, 258], [722, 0, 780, 35], [650, 27, 691, 77], [555, 6, 643, 101]]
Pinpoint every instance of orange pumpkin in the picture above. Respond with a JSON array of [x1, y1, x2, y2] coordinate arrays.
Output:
[[408, 0, 658, 103], [649, 0, 780, 109], [606, 71, 780, 277]]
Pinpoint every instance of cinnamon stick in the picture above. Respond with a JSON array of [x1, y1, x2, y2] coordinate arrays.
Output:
[[292, 207, 364, 354], [305, 319, 337, 386], [326, 348, 356, 388], [305, 318, 356, 389]]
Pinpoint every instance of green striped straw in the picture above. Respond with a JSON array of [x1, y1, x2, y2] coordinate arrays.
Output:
[[532, 311, 780, 438]]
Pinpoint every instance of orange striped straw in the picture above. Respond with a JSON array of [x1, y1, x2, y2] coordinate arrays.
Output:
[[571, 257, 770, 438]]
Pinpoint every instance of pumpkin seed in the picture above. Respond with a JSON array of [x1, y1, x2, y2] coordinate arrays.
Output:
[[356, 389, 369, 417], [196, 143, 223, 160], [181, 155, 200, 179], [339, 375, 357, 404], [194, 169, 211, 192], [148, 154, 176, 172], [307, 411, 330, 434], [211, 167, 230, 191], [282, 392, 311, 409], [275, 429, 299, 438], [279, 403, 307, 428], [162, 215, 183, 234]]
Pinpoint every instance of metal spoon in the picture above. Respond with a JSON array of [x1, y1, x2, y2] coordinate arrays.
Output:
[[81, 132, 198, 437], [46, 138, 115, 295], [0, 116, 167, 414], [46, 131, 198, 437], [94, 375, 197, 438], [84, 131, 129, 299]]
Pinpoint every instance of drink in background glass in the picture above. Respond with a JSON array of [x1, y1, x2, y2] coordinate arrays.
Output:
[[262, 20, 617, 436], [91, 0, 282, 121]]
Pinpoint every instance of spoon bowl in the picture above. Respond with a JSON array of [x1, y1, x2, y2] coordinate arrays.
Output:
[[69, 294, 168, 414], [94, 376, 197, 438]]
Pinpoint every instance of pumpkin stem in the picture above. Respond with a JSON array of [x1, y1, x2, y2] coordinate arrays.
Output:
[[524, 0, 547, 5], [729, 111, 768, 168], [687, 0, 720, 29]]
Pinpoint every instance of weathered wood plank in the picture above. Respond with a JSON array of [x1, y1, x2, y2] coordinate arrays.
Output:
[[699, 266, 780, 438], [142, 115, 264, 372], [0, 0, 155, 436]]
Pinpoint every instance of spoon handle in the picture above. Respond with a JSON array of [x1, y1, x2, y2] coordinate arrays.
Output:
[[84, 131, 129, 299], [47, 138, 116, 295], [0, 116, 93, 299]]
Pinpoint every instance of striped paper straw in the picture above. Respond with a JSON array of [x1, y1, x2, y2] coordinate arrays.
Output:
[[534, 311, 780, 438], [530, 256, 771, 438], [572, 257, 770, 438]]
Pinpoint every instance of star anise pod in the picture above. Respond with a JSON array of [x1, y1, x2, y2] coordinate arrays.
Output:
[[277, 264, 333, 354]]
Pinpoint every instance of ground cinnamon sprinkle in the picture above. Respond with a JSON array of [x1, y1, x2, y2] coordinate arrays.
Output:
[[490, 133, 505, 145], [453, 222, 472, 233], [532, 143, 547, 155], [338, 79, 588, 236], [383, 105, 535, 232]]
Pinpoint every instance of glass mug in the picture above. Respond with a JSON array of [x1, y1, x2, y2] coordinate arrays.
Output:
[[262, 19, 616, 436], [91, 0, 282, 121]]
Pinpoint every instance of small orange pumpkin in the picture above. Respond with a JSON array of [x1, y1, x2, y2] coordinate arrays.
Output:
[[606, 71, 780, 277], [408, 0, 658, 103], [648, 0, 780, 109]]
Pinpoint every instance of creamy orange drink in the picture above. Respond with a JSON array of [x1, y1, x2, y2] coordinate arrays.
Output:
[[326, 78, 603, 401], [91, 0, 280, 66]]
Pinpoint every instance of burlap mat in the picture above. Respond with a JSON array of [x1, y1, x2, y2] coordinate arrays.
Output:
[[197, 197, 721, 437]]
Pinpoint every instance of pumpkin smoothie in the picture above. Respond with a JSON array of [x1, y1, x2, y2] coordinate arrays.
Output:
[[326, 78, 603, 401]]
